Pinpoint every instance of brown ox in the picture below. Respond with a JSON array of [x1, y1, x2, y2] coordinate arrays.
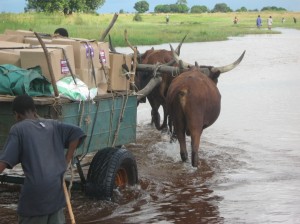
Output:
[[135, 39, 185, 131], [166, 51, 245, 167]]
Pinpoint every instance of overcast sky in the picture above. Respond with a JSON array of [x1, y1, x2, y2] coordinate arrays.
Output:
[[1, 0, 300, 13]]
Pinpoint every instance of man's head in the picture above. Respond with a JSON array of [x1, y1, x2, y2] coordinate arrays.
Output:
[[54, 28, 69, 37], [12, 95, 37, 120]]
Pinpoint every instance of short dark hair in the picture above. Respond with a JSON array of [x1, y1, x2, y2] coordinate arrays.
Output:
[[12, 95, 36, 115], [54, 28, 69, 37]]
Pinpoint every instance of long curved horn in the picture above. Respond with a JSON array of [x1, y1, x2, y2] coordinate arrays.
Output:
[[211, 50, 246, 73], [170, 44, 193, 68], [174, 34, 188, 56]]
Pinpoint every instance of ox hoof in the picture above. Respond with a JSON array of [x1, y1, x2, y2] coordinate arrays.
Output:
[[180, 153, 188, 162], [191, 161, 199, 168], [191, 158, 199, 168]]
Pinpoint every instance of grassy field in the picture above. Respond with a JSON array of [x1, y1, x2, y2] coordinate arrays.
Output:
[[0, 11, 299, 47]]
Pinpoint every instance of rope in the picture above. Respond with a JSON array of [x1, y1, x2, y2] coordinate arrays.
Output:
[[51, 96, 63, 118]]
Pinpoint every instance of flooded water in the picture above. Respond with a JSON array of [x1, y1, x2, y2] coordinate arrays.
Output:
[[1, 28, 300, 223]]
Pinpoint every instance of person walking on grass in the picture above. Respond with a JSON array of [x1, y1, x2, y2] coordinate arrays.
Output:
[[0, 94, 86, 224], [233, 16, 238, 24], [166, 14, 170, 24], [256, 15, 262, 28], [268, 16, 273, 30]]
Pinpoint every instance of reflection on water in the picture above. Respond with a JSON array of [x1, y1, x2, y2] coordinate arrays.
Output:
[[1, 29, 300, 224]]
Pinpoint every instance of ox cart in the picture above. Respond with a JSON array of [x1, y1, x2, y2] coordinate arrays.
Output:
[[0, 23, 142, 201], [0, 92, 138, 200]]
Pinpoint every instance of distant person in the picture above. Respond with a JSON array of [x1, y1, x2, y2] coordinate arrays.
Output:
[[54, 28, 69, 37], [233, 16, 238, 24], [293, 17, 297, 23], [267, 16, 273, 30], [256, 15, 262, 28], [166, 14, 169, 24]]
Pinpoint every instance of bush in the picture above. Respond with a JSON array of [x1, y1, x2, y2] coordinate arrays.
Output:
[[133, 13, 142, 22]]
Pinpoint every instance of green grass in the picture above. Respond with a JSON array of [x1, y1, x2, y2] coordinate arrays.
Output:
[[0, 12, 299, 47]]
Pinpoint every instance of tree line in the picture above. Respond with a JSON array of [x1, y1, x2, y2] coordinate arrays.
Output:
[[135, 1, 287, 14], [24, 0, 287, 14]]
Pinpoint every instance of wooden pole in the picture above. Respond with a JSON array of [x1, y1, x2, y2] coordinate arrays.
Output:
[[34, 32, 60, 97], [124, 29, 138, 92], [99, 13, 119, 41], [63, 181, 76, 224]]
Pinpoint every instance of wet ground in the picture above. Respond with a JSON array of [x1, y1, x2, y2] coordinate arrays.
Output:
[[1, 28, 300, 223]]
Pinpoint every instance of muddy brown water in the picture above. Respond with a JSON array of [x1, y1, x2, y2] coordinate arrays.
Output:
[[1, 28, 300, 223]]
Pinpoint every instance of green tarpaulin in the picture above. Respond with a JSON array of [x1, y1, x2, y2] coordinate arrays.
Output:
[[0, 64, 52, 96]]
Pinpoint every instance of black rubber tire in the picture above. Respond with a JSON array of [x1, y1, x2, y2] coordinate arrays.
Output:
[[85, 147, 138, 200]]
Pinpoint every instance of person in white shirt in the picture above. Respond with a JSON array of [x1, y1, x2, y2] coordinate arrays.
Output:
[[267, 16, 273, 30]]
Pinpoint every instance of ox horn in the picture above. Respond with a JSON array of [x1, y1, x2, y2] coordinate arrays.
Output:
[[211, 50, 246, 73], [170, 44, 193, 68], [174, 34, 188, 56], [171, 45, 246, 73]]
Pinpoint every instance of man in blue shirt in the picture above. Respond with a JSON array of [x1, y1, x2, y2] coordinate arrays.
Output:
[[0, 94, 86, 224], [256, 15, 262, 28]]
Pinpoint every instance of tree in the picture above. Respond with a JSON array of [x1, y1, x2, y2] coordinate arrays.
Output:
[[154, 4, 171, 13], [212, 3, 232, 13], [25, 0, 105, 13], [134, 1, 149, 13], [154, 4, 188, 13], [190, 5, 209, 13], [85, 0, 105, 12], [236, 6, 247, 12], [176, 0, 187, 5], [261, 6, 287, 11]]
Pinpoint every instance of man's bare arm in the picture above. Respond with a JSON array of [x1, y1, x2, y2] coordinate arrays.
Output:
[[65, 139, 80, 164]]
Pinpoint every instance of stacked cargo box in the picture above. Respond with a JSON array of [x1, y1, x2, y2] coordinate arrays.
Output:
[[0, 29, 133, 96]]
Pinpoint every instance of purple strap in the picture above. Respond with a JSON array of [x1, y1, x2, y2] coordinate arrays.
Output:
[[84, 43, 94, 58]]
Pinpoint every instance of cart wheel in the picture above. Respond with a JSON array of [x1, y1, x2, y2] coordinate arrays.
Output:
[[85, 147, 138, 200]]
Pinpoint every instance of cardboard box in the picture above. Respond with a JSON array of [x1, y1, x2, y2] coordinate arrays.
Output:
[[52, 38, 102, 69], [0, 50, 21, 66], [24, 37, 53, 45], [37, 44, 75, 74], [108, 53, 132, 91], [3, 29, 35, 43], [0, 41, 30, 49], [20, 46, 76, 82], [0, 34, 24, 43], [4, 29, 35, 37], [75, 68, 108, 90], [97, 82, 108, 95], [0, 41, 31, 66]]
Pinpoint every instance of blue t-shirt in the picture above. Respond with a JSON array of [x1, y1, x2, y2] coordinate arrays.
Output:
[[0, 119, 86, 216]]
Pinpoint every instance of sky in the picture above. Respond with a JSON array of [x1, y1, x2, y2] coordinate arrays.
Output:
[[1, 0, 300, 13]]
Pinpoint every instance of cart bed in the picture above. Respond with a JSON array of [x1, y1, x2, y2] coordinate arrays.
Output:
[[0, 93, 137, 155]]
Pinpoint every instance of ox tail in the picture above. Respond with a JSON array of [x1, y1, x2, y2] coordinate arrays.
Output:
[[178, 88, 190, 135], [178, 89, 188, 111]]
